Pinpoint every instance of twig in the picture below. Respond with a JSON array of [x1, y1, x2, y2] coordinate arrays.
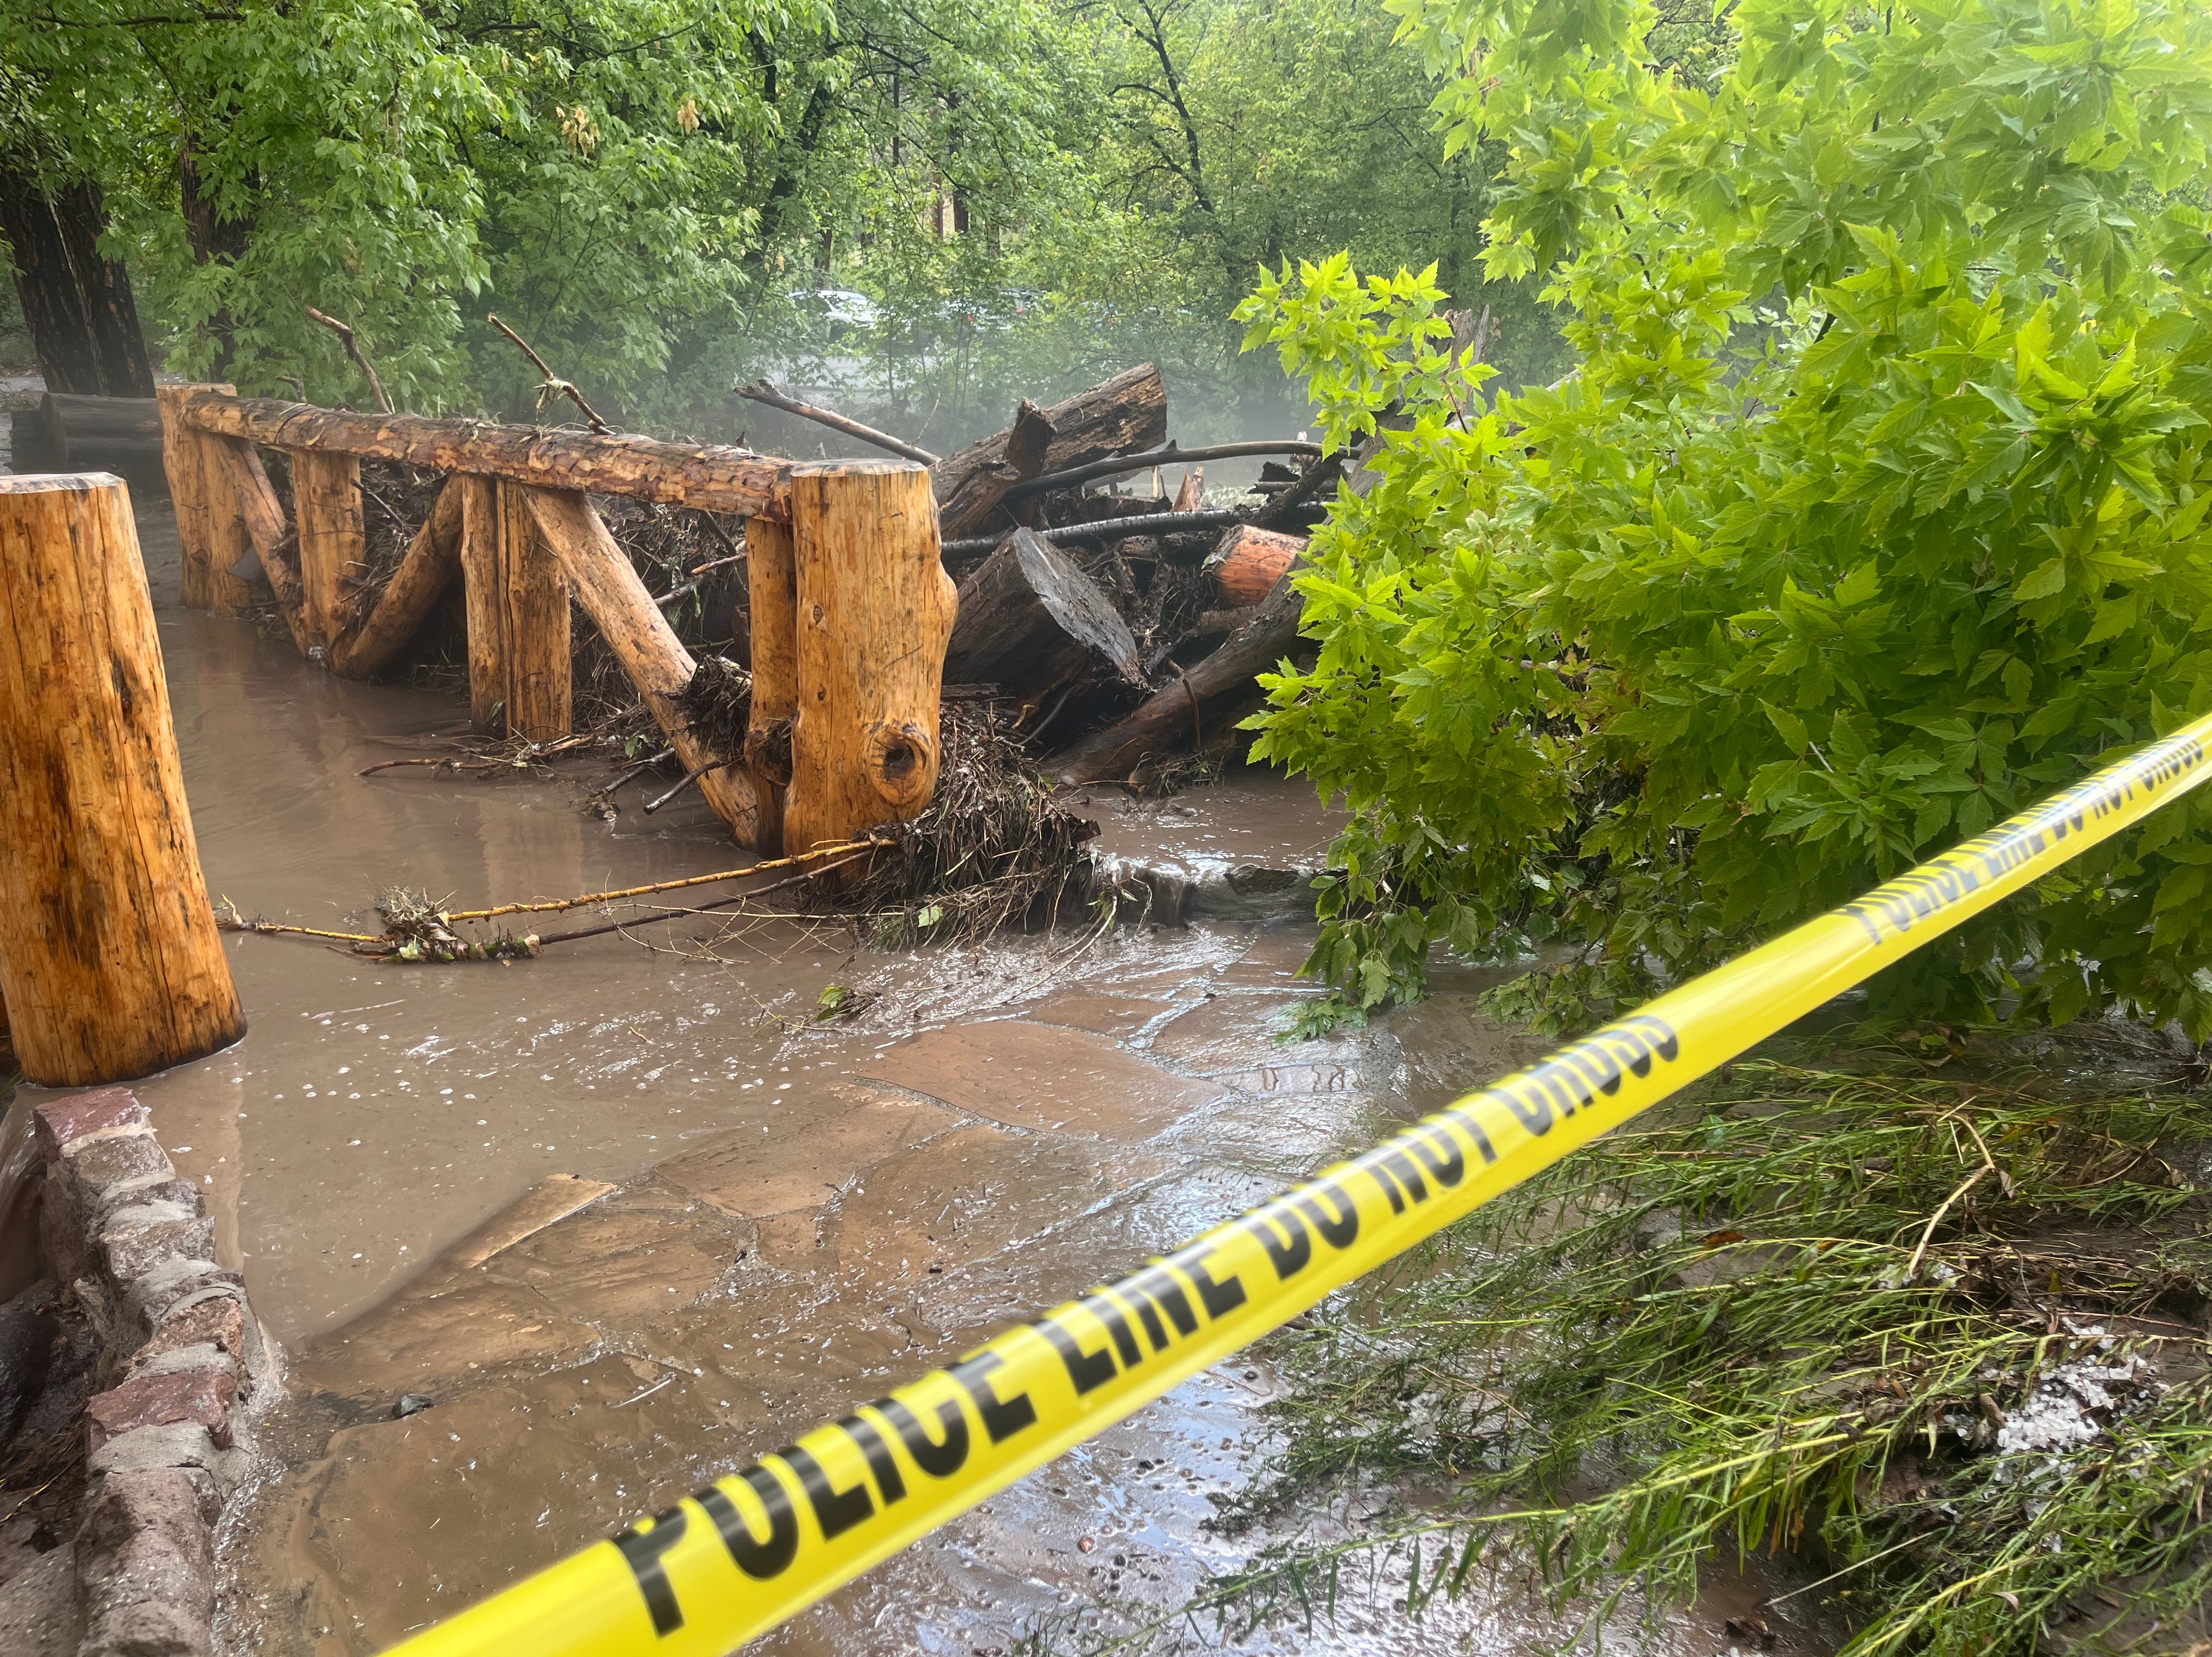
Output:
[[1904, 1133, 1997, 1281], [444, 837, 884, 920], [532, 854, 871, 946], [488, 313, 610, 433], [600, 747, 676, 796], [941, 507, 1248, 559], [356, 755, 507, 778], [213, 898, 383, 945], [304, 306, 393, 414], [644, 757, 738, 815], [1181, 671, 1203, 751], [733, 379, 939, 466]]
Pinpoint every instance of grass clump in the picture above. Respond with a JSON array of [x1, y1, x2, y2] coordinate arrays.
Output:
[[1164, 1058, 2212, 1656]]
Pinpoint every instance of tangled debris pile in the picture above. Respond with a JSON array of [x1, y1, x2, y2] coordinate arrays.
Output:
[[844, 701, 1099, 945]]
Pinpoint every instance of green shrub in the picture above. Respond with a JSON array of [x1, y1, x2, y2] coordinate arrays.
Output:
[[1238, 0, 2212, 1037]]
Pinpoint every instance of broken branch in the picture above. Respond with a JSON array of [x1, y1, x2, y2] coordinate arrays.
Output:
[[304, 306, 393, 414], [488, 312, 611, 434], [732, 379, 939, 466]]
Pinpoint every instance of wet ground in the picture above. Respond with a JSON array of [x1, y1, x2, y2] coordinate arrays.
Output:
[[15, 486, 1833, 1656]]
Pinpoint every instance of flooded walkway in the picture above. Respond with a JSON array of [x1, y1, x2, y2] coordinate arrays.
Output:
[[36, 493, 1815, 1657]]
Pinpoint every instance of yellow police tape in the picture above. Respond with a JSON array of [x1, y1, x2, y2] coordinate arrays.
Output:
[[387, 710, 2212, 1657]]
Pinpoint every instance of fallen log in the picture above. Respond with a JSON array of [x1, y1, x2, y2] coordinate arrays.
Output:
[[733, 379, 939, 466], [932, 364, 1167, 539], [1002, 438, 1323, 502], [329, 476, 465, 679], [941, 506, 1245, 561], [522, 487, 761, 843], [11, 392, 166, 487], [945, 529, 1145, 726], [1208, 524, 1306, 606], [934, 399, 1054, 543], [1052, 569, 1308, 784], [178, 389, 788, 519]]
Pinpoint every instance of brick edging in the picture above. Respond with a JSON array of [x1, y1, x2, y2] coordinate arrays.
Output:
[[32, 1087, 278, 1657]]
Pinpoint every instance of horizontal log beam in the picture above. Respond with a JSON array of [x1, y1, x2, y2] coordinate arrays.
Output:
[[178, 389, 794, 521]]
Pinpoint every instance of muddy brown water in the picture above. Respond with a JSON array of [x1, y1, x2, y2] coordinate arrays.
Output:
[[12, 491, 1829, 1656]]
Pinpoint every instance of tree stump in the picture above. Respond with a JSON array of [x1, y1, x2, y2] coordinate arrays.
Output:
[[294, 448, 363, 650], [783, 461, 957, 867], [944, 528, 1144, 730], [0, 474, 244, 1084]]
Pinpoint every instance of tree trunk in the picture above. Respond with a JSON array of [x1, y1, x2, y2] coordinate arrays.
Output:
[[934, 397, 1055, 541], [1052, 570, 1308, 784], [930, 365, 1167, 537], [0, 168, 156, 399], [744, 516, 799, 856], [329, 477, 465, 680], [783, 461, 957, 869], [944, 528, 1144, 728], [294, 450, 362, 651], [0, 474, 245, 1084], [522, 488, 761, 843], [180, 389, 787, 519]]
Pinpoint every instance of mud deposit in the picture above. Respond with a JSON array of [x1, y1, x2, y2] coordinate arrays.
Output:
[[17, 494, 1829, 1657]]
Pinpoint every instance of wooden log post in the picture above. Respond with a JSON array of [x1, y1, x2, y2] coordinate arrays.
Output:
[[523, 488, 761, 843], [294, 449, 363, 652], [328, 477, 465, 680], [0, 474, 245, 1084], [783, 461, 957, 866], [744, 516, 799, 856], [497, 478, 571, 739], [456, 478, 571, 737], [155, 382, 251, 613], [205, 434, 310, 652], [456, 476, 505, 732]]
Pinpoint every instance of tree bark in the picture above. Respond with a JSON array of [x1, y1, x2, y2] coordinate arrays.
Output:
[[329, 477, 465, 680], [523, 488, 761, 843], [0, 168, 156, 399], [294, 450, 362, 651], [744, 515, 799, 855], [934, 397, 1055, 541], [0, 474, 244, 1084], [783, 461, 957, 869], [1052, 570, 1308, 784], [180, 389, 788, 519], [944, 528, 1144, 725], [931, 365, 1167, 538]]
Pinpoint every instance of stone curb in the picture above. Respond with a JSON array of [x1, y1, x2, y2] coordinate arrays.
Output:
[[29, 1086, 279, 1657]]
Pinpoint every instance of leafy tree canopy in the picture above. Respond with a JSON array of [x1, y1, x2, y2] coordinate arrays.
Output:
[[1241, 0, 2212, 1037]]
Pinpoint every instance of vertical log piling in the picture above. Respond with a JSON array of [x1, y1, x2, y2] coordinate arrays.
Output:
[[294, 449, 363, 652], [0, 474, 245, 1084], [744, 516, 798, 855], [496, 478, 572, 741], [783, 461, 956, 866]]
